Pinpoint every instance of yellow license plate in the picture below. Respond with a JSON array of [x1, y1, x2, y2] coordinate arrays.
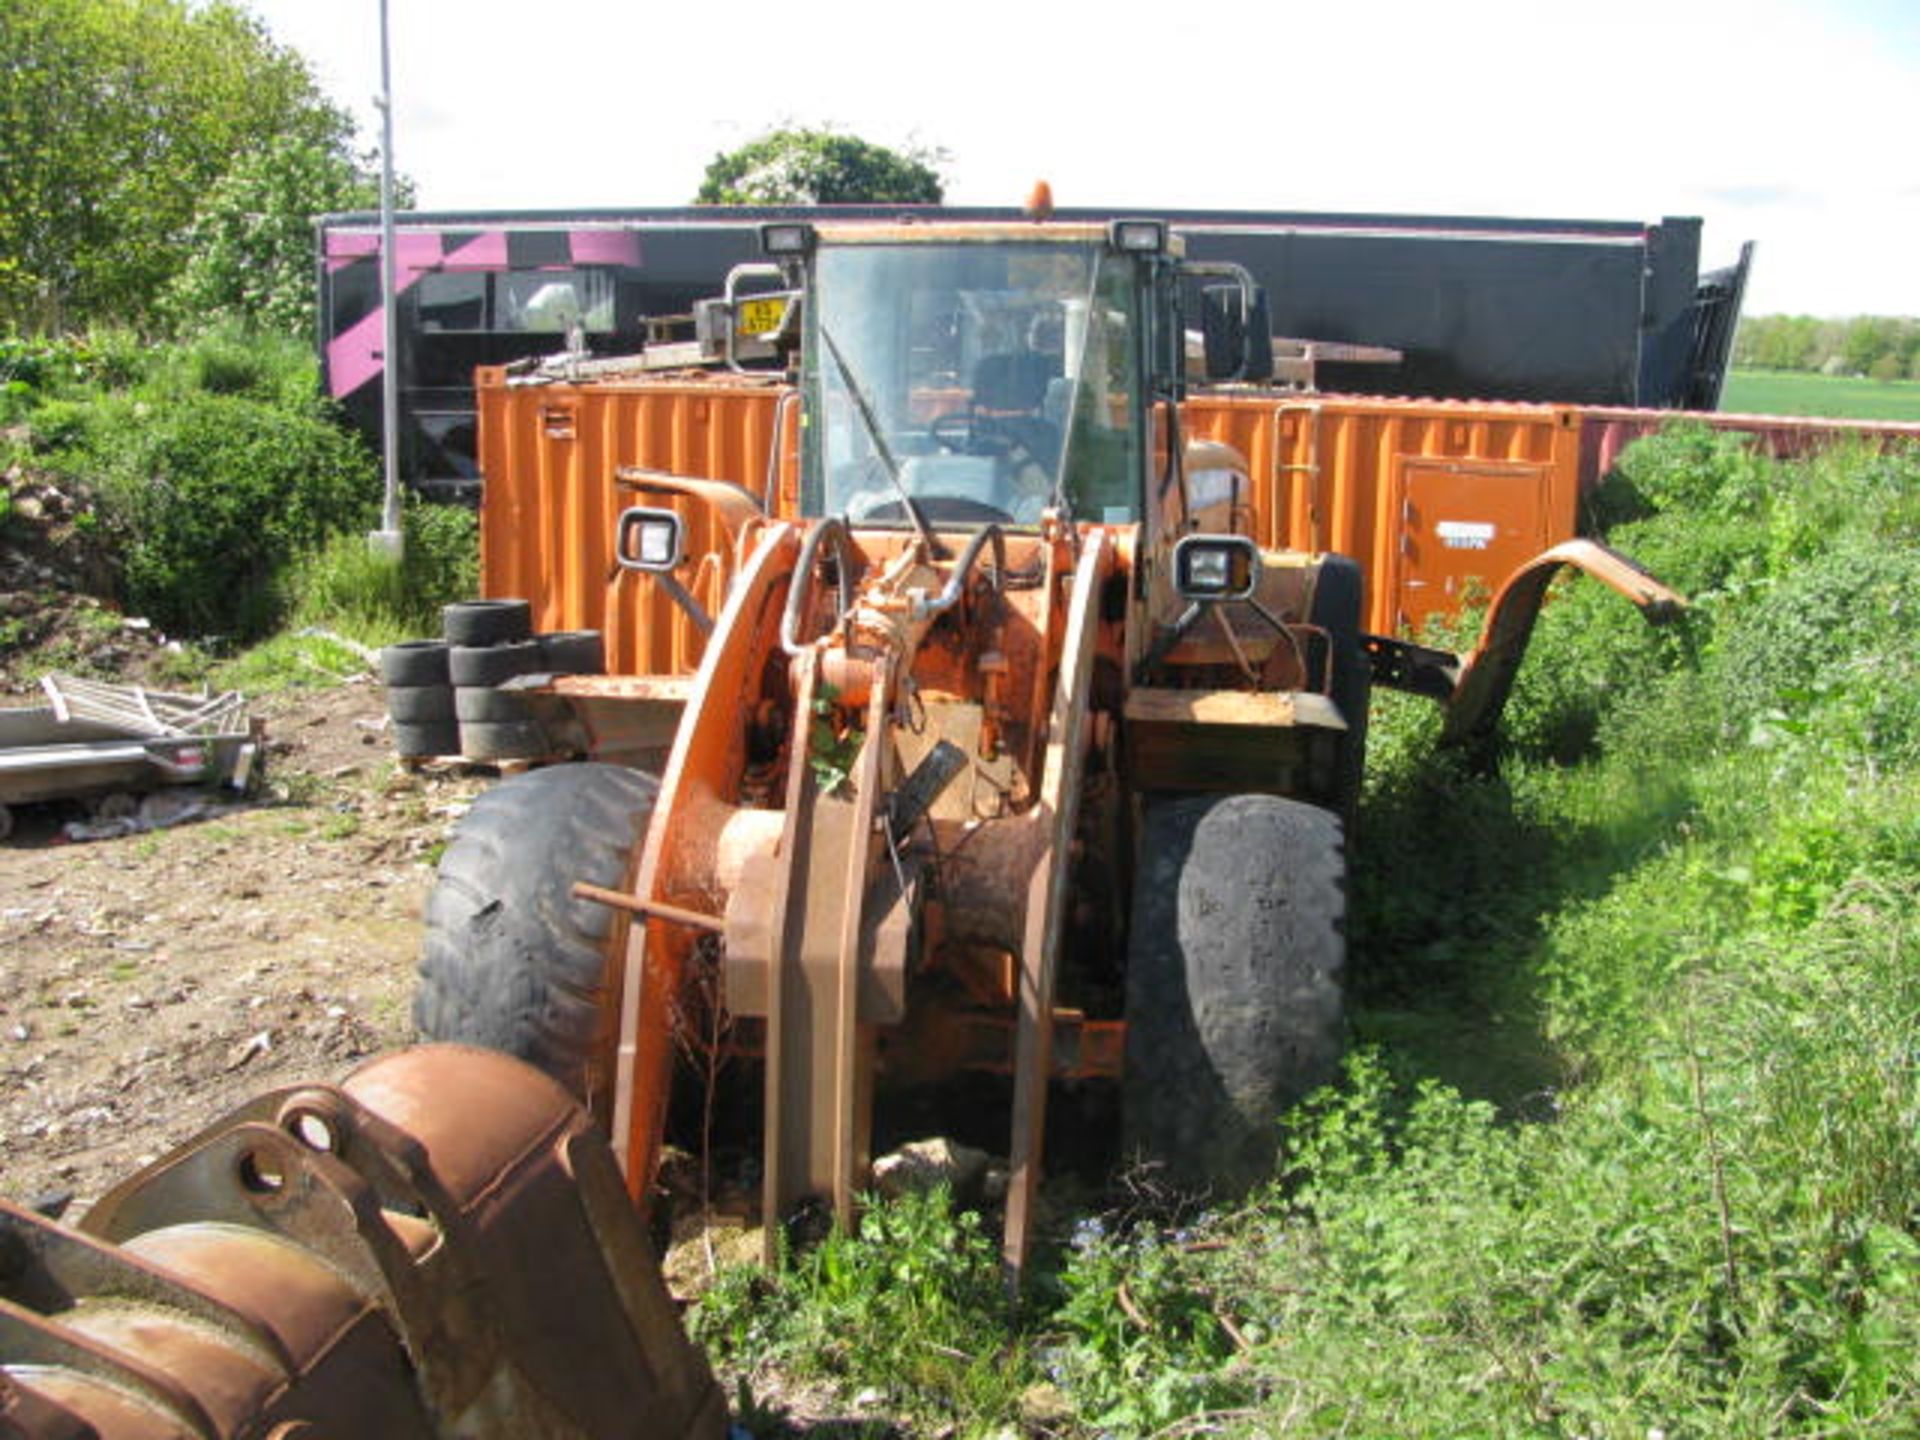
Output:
[[737, 296, 788, 337]]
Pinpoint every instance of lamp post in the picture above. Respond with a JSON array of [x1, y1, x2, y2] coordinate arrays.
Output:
[[369, 0, 404, 559]]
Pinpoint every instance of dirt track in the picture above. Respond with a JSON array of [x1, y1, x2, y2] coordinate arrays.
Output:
[[0, 679, 489, 1212]]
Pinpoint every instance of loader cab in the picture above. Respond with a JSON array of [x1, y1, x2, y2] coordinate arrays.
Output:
[[763, 221, 1183, 530]]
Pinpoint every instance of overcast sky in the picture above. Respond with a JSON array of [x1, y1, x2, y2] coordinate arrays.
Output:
[[245, 0, 1919, 317]]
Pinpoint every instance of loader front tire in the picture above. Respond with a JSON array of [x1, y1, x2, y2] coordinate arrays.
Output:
[[414, 762, 658, 1110], [1309, 553, 1371, 822], [1122, 793, 1346, 1193]]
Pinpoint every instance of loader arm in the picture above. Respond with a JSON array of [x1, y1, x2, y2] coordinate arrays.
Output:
[[1365, 538, 1684, 755], [1002, 525, 1111, 1284], [612, 522, 802, 1201]]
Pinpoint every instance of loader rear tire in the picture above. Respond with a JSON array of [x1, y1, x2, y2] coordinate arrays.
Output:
[[1122, 793, 1346, 1193], [414, 762, 658, 1108]]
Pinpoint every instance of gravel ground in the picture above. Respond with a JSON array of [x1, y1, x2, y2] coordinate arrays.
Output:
[[0, 677, 491, 1212]]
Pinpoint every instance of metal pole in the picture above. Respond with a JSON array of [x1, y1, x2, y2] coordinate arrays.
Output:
[[370, 0, 404, 558]]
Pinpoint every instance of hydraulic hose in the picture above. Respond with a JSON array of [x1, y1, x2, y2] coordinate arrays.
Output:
[[911, 523, 1006, 622], [781, 517, 859, 656]]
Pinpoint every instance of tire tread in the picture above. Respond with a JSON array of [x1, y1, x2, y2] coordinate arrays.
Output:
[[413, 763, 658, 1104], [1122, 793, 1346, 1191]]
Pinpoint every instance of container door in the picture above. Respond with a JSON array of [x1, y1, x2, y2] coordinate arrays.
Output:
[[1395, 457, 1554, 634]]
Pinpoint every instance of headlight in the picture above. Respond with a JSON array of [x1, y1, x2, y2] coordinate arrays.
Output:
[[760, 222, 816, 256], [1173, 534, 1258, 600], [1109, 219, 1167, 255], [1187, 548, 1232, 589], [616, 506, 685, 572]]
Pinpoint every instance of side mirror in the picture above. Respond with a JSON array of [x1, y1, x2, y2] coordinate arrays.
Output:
[[1173, 534, 1260, 602], [1200, 283, 1274, 383]]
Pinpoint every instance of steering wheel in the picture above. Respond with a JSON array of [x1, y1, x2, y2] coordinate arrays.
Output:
[[930, 411, 1015, 457]]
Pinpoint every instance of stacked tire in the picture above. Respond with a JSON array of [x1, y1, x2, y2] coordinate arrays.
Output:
[[380, 641, 459, 759], [536, 629, 606, 676], [445, 600, 544, 763], [384, 600, 605, 764]]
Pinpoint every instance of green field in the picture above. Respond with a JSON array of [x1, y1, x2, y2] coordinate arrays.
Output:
[[1722, 367, 1920, 422]]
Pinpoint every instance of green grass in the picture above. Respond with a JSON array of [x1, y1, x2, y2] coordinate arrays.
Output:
[[209, 632, 372, 694], [1721, 368, 1920, 422]]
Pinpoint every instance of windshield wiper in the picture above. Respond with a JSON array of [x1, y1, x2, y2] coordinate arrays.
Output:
[[818, 322, 945, 558]]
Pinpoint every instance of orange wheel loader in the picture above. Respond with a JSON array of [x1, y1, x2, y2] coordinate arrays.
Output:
[[413, 216, 1682, 1283]]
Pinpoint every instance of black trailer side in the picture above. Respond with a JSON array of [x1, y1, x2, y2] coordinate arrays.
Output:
[[315, 204, 1748, 498]]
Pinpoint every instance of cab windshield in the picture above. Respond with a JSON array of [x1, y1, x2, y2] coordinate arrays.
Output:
[[802, 241, 1143, 527]]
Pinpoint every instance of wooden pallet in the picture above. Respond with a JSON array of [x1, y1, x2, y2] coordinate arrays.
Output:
[[396, 753, 568, 776]]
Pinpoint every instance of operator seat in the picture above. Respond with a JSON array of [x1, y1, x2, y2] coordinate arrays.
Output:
[[968, 350, 1062, 474]]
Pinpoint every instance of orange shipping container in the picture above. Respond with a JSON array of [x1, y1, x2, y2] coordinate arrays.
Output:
[[479, 370, 1584, 659], [1183, 395, 1583, 636], [476, 367, 796, 675]]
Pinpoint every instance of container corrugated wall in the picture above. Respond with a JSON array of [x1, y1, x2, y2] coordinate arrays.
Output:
[[476, 369, 794, 674], [1183, 395, 1583, 636]]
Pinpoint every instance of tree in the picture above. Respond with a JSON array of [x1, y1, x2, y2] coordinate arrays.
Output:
[[1843, 317, 1892, 377], [0, 0, 355, 332], [164, 134, 394, 338], [695, 127, 944, 206], [1736, 314, 1822, 372], [1734, 313, 1920, 377]]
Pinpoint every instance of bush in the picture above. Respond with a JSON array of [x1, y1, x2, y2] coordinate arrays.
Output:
[[1052, 1215, 1250, 1431], [1711, 538, 1920, 766], [1, 335, 96, 415], [1604, 421, 1774, 522], [692, 1188, 1025, 1428], [399, 501, 481, 616], [9, 328, 383, 641], [159, 326, 321, 409], [88, 390, 379, 638]]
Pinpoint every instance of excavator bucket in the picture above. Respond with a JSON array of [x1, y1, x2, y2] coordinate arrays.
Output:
[[0, 1046, 727, 1439]]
